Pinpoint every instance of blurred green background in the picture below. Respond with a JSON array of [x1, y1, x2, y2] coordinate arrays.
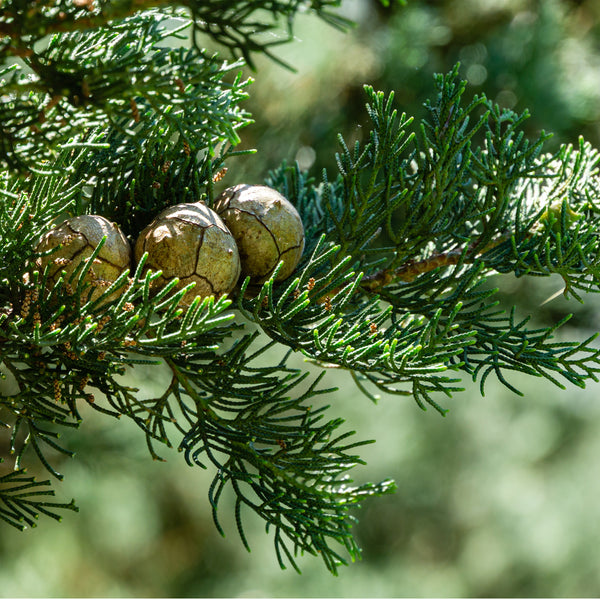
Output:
[[4, 0, 600, 596]]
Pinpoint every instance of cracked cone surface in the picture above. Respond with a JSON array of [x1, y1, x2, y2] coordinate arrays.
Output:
[[134, 203, 241, 306], [36, 214, 132, 302], [214, 184, 305, 283]]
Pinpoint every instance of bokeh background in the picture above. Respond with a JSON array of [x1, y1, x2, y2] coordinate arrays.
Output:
[[4, 0, 600, 596]]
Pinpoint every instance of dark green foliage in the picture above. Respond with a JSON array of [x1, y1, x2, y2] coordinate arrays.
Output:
[[2, 0, 600, 576], [0, 1, 348, 170], [0, 469, 78, 530], [175, 335, 395, 574]]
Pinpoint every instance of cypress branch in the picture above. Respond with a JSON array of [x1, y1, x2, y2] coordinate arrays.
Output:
[[3, 0, 600, 575], [0, 469, 78, 530]]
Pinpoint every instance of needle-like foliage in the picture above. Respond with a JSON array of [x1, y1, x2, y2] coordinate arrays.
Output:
[[2, 0, 600, 575]]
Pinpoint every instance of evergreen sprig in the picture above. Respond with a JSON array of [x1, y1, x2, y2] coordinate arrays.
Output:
[[174, 334, 396, 574], [0, 468, 78, 530], [0, 8, 253, 170], [263, 64, 600, 410], [0, 0, 356, 170]]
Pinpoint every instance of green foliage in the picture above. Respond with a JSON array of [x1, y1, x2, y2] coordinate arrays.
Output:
[[0, 1, 349, 170], [0, 468, 78, 530], [265, 66, 600, 408], [175, 334, 395, 574], [2, 0, 600, 577]]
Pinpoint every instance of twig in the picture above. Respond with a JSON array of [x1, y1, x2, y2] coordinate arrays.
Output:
[[361, 233, 512, 292]]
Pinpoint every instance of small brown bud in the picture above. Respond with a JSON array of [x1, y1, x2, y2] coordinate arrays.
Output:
[[130, 97, 140, 122], [212, 167, 228, 183], [53, 379, 61, 401], [78, 375, 90, 391], [175, 77, 185, 93]]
